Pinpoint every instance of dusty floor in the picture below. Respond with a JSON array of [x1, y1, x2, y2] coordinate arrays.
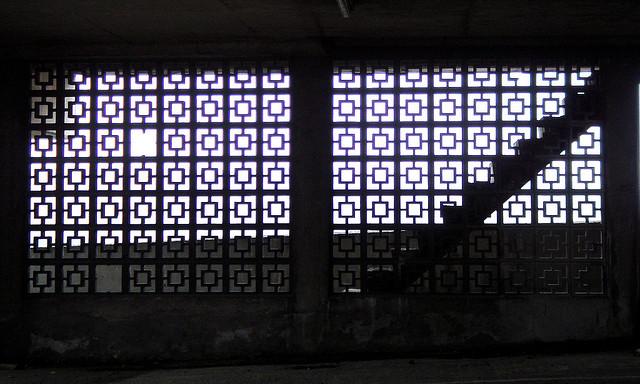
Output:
[[3, 351, 640, 383]]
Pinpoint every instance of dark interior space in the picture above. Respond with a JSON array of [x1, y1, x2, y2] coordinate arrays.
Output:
[[1, 1, 640, 379]]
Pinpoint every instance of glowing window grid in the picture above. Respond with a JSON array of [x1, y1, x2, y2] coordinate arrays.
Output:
[[331, 62, 604, 295], [28, 62, 291, 294]]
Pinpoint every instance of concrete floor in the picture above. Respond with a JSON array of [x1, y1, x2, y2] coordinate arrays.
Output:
[[4, 351, 640, 384]]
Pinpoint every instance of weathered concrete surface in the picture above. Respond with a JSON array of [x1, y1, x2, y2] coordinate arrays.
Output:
[[1, 1, 640, 45], [25, 295, 632, 363], [0, 61, 29, 363], [6, 351, 640, 383], [290, 57, 332, 355], [322, 296, 630, 353], [3, 1, 640, 59], [26, 296, 293, 363]]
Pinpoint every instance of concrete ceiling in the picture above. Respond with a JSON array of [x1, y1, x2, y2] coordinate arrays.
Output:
[[0, 0, 639, 49]]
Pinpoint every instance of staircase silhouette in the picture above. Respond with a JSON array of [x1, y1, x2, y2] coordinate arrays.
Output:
[[367, 73, 603, 293]]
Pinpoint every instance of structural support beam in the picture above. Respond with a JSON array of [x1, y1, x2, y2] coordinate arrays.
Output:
[[0, 61, 29, 363], [290, 57, 332, 352], [601, 61, 640, 335]]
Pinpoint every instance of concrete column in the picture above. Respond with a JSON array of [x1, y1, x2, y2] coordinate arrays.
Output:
[[290, 57, 332, 352], [602, 60, 640, 336], [0, 60, 30, 363]]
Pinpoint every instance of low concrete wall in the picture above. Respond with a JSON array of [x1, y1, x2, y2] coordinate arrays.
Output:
[[24, 295, 632, 363]]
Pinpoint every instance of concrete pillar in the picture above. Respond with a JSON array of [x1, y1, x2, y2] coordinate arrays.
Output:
[[0, 60, 30, 363], [290, 57, 332, 352], [602, 60, 640, 336]]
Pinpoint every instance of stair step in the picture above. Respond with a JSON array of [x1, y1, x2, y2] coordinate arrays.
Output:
[[465, 181, 496, 193], [537, 116, 569, 135], [567, 86, 604, 121], [492, 157, 537, 186], [440, 205, 465, 225], [515, 137, 543, 157]]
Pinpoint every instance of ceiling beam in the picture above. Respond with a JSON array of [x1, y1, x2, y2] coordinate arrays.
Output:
[[336, 0, 352, 18]]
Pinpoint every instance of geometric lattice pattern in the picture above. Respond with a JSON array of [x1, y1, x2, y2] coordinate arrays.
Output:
[[28, 62, 290, 293], [331, 61, 605, 294]]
